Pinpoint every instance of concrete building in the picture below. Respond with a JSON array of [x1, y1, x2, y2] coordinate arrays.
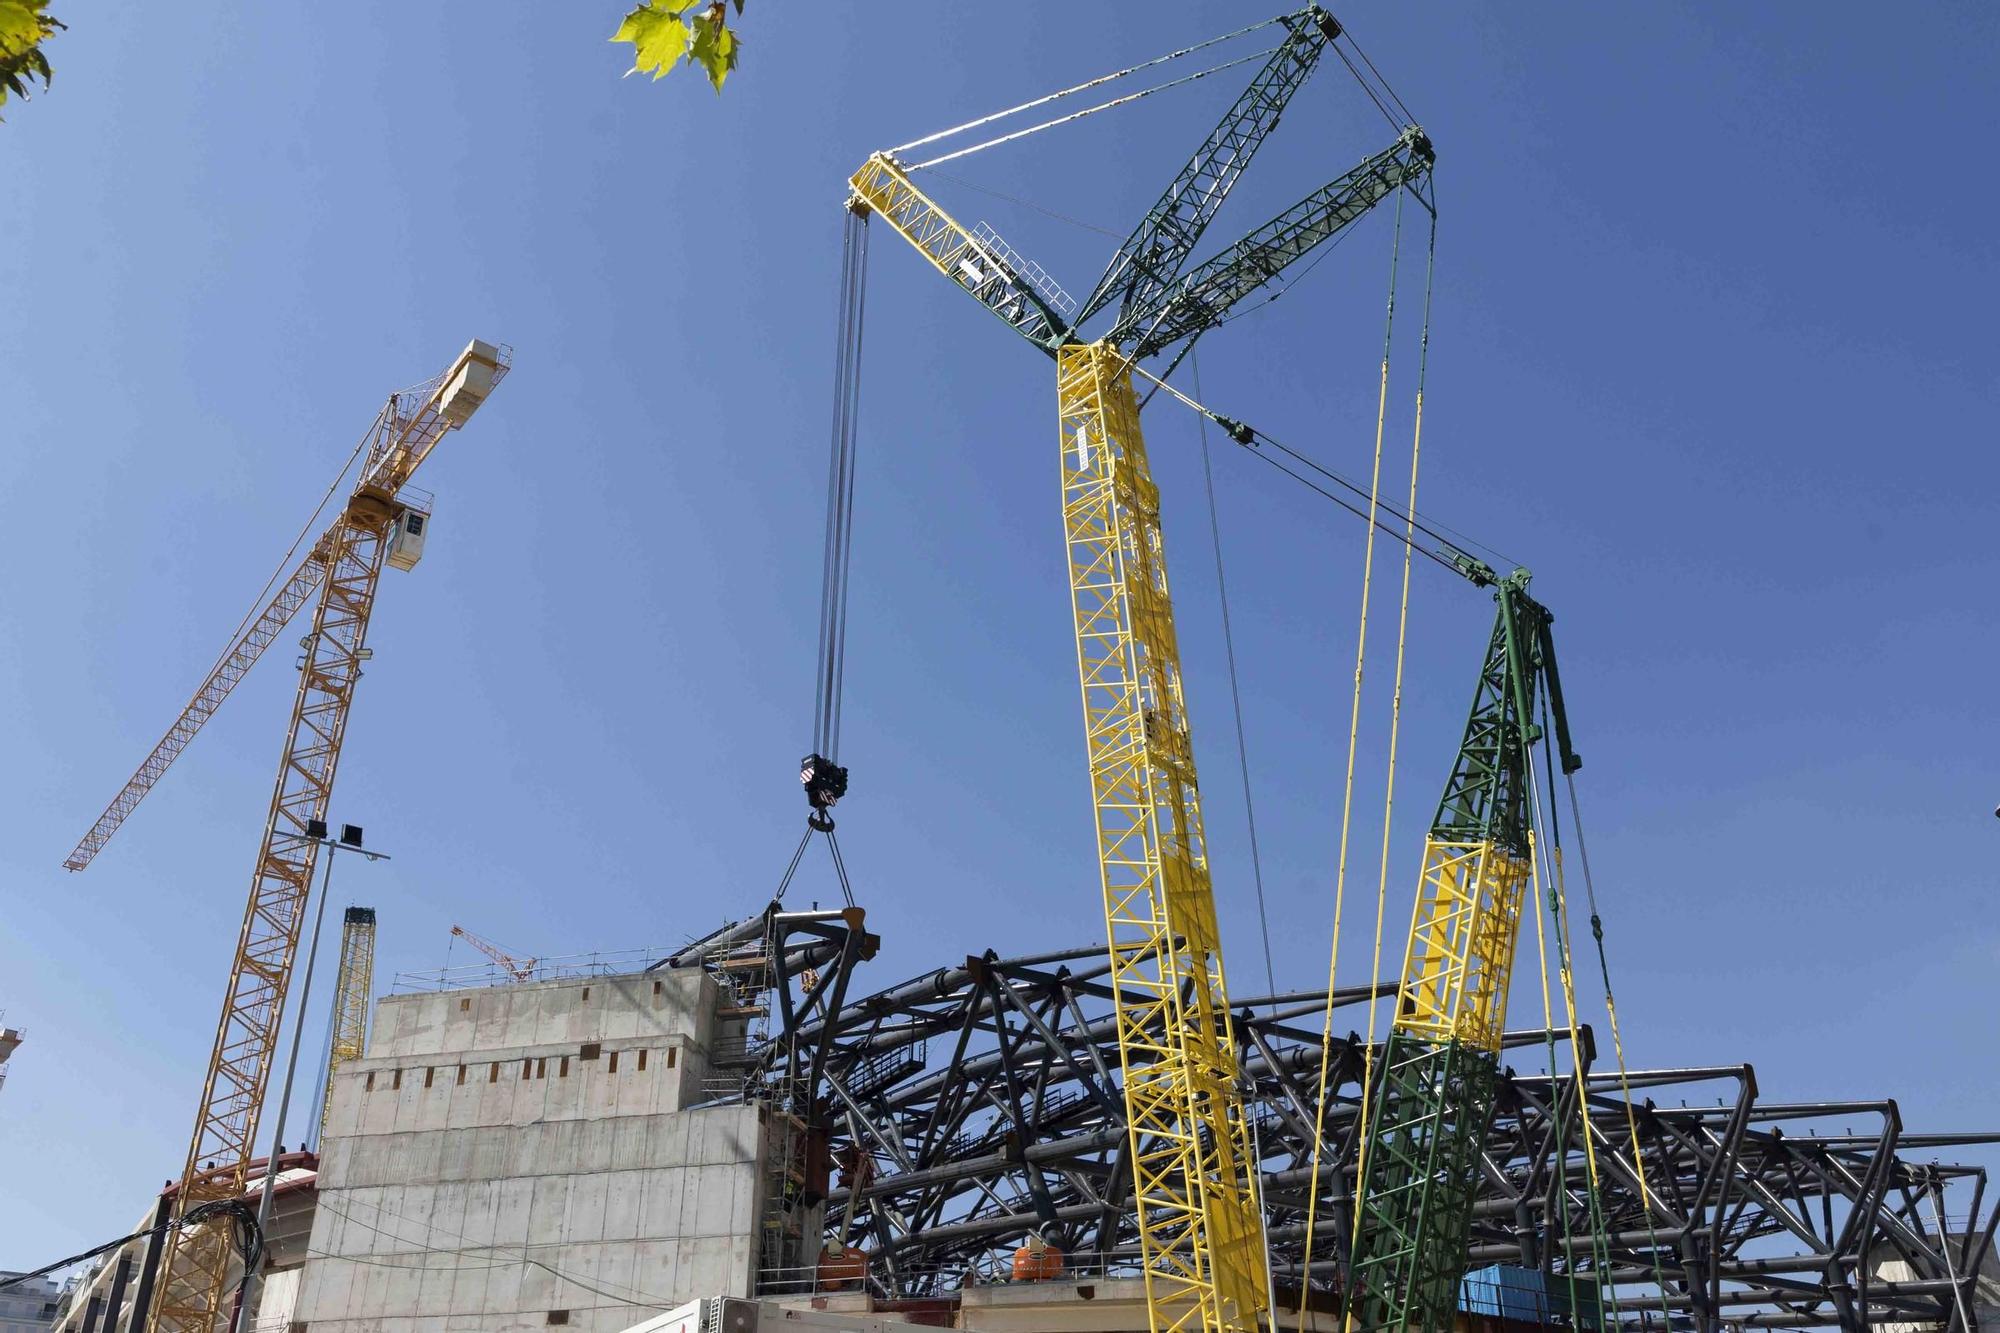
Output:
[[297, 965, 782, 1333], [0, 1273, 60, 1333]]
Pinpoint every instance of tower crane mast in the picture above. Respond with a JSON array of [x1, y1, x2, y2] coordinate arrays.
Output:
[[64, 341, 508, 1333], [318, 907, 377, 1138], [846, 12, 1432, 1331]]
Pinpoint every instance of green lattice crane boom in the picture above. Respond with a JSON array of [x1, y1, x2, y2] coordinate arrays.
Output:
[[1346, 567, 1581, 1333]]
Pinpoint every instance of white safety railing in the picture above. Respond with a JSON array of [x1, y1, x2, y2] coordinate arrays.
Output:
[[390, 945, 674, 993], [971, 221, 1077, 318]]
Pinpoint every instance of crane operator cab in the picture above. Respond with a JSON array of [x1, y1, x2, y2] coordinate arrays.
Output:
[[386, 506, 430, 571]]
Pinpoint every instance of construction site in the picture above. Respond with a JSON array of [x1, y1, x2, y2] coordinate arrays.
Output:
[[3, 8, 1995, 1333]]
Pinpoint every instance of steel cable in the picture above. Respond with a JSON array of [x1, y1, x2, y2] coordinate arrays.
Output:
[[908, 48, 1281, 171], [1301, 177, 1406, 1281], [888, 16, 1283, 156], [1193, 351, 1277, 1002], [813, 209, 869, 764], [1347, 200, 1434, 1250]]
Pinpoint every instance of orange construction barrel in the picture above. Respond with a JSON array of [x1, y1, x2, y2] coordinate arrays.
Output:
[[818, 1242, 867, 1291], [1011, 1235, 1065, 1282]]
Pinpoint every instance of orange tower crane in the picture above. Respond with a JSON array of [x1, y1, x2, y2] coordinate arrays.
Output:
[[64, 340, 510, 1333], [450, 924, 539, 982]]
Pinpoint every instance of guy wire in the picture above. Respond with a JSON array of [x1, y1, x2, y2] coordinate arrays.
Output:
[[1300, 176, 1406, 1284]]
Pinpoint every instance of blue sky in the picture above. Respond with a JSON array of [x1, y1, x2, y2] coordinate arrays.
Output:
[[3, 2, 1996, 1266]]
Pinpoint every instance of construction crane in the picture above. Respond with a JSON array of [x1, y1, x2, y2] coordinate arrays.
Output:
[[450, 924, 539, 982], [1341, 568, 1581, 1333], [1150, 383, 1591, 1332], [64, 340, 509, 1333], [318, 907, 377, 1138], [846, 12, 1432, 1331]]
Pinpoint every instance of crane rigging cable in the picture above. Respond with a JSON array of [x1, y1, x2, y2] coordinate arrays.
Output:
[[921, 169, 1125, 240], [1125, 358, 1517, 583], [803, 206, 870, 831], [1299, 179, 1407, 1283], [908, 47, 1283, 171], [1560, 730, 1676, 1327], [787, 207, 871, 910], [887, 14, 1284, 157], [1525, 703, 1622, 1329], [1347, 200, 1436, 1252], [1193, 352, 1278, 1002]]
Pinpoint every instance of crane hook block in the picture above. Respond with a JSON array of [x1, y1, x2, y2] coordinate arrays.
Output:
[[801, 753, 850, 813]]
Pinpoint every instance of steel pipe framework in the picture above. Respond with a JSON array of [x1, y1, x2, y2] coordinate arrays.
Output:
[[694, 917, 1997, 1333]]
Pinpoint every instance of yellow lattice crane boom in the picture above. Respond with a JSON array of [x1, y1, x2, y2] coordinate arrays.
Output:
[[847, 11, 1432, 1331], [65, 341, 508, 1333], [319, 906, 377, 1137]]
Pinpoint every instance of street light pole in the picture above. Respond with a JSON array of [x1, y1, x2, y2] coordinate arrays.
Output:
[[230, 821, 388, 1333]]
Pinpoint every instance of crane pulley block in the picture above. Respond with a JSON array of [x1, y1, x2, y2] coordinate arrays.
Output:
[[801, 753, 849, 817]]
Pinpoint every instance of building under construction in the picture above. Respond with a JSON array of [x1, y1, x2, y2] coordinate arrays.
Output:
[[45, 909, 2000, 1333]]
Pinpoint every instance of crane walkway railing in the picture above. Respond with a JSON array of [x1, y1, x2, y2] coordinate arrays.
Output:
[[971, 221, 1077, 319]]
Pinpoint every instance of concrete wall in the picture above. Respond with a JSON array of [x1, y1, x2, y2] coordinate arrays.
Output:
[[296, 967, 769, 1333]]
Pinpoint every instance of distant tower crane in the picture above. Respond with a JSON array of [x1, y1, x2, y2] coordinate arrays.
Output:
[[64, 340, 509, 1333], [846, 11, 1431, 1331], [450, 924, 539, 982], [318, 906, 377, 1139]]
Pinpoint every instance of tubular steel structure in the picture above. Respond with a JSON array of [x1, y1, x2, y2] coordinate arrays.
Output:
[[111, 342, 509, 1333], [849, 11, 1434, 1330], [318, 907, 377, 1138], [712, 931, 2000, 1332]]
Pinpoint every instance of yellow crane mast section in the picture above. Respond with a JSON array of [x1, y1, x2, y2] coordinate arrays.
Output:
[[320, 907, 376, 1136], [150, 341, 506, 1333], [1059, 343, 1265, 1333], [1394, 840, 1531, 1054], [1394, 839, 1531, 1054], [852, 153, 1264, 1333]]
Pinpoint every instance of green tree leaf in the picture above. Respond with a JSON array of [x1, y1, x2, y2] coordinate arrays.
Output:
[[0, 1, 44, 58], [611, 2, 694, 81], [0, 0, 61, 120], [688, 7, 738, 94]]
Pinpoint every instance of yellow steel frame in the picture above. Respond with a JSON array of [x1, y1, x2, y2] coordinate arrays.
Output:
[[853, 155, 1264, 1333], [1392, 837, 1531, 1053], [848, 153, 1068, 349], [319, 907, 376, 1136], [1058, 341, 1264, 1333], [850, 154, 980, 288]]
